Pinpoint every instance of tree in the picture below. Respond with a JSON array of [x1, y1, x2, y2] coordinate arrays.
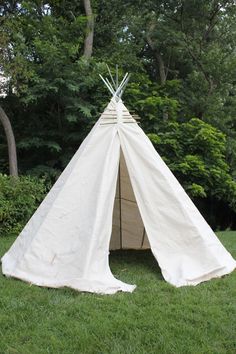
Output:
[[0, 0, 236, 226], [83, 0, 94, 58], [148, 118, 236, 228], [0, 105, 18, 176], [0, 0, 105, 178]]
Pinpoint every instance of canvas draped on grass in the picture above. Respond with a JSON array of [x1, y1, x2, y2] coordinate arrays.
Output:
[[1, 97, 236, 294]]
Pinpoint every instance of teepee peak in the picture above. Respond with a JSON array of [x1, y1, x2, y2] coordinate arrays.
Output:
[[99, 65, 130, 102]]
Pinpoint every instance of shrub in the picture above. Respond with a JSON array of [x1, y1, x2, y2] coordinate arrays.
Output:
[[148, 118, 236, 211], [0, 174, 47, 236]]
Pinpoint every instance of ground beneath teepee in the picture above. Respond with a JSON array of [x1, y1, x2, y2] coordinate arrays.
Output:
[[0, 231, 235, 354]]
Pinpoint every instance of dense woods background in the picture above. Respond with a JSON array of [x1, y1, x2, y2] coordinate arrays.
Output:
[[1, 0, 236, 230]]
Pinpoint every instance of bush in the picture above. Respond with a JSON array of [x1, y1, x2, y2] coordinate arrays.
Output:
[[148, 118, 236, 211], [0, 174, 47, 236]]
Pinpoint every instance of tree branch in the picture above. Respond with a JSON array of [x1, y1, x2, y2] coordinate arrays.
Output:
[[203, 0, 229, 41], [184, 36, 215, 95]]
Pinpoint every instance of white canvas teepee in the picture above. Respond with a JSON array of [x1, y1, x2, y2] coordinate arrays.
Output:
[[1, 69, 235, 294]]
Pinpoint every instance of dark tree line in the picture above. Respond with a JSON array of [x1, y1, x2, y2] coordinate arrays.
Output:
[[1, 0, 236, 228]]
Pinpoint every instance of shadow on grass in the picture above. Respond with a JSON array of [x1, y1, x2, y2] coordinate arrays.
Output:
[[109, 249, 163, 281]]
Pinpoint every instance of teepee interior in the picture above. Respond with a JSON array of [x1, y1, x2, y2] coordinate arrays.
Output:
[[110, 150, 150, 250]]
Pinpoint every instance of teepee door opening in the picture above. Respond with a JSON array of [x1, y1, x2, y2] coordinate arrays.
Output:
[[110, 149, 150, 250]]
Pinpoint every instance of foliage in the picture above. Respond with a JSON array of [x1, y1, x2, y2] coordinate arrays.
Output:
[[124, 79, 182, 135], [148, 118, 236, 211], [0, 174, 47, 235], [0, 1, 106, 176], [94, 0, 236, 175], [0, 231, 236, 353], [0, 0, 236, 226]]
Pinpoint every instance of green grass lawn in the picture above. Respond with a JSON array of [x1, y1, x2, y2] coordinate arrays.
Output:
[[0, 231, 236, 354]]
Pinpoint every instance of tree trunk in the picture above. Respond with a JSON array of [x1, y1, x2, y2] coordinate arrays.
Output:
[[0, 105, 18, 176], [146, 27, 168, 119], [146, 23, 167, 85], [83, 0, 94, 59], [155, 51, 167, 85]]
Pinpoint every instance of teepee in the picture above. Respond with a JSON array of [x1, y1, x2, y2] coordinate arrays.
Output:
[[1, 68, 235, 294]]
